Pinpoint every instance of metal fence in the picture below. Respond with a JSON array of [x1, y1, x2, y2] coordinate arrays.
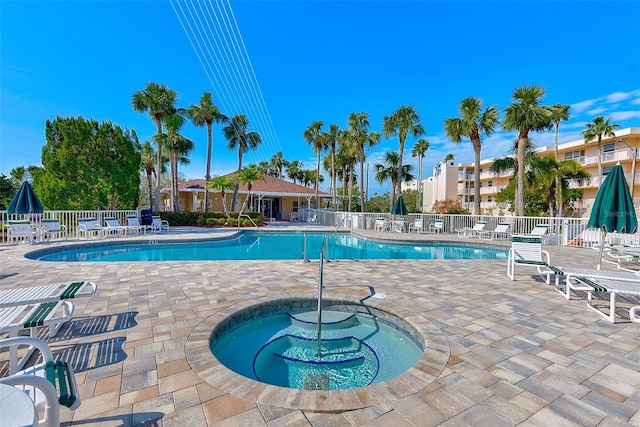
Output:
[[3, 208, 639, 249]]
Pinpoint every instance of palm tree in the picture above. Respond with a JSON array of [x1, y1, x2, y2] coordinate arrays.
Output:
[[345, 112, 380, 212], [132, 82, 177, 212], [323, 124, 340, 209], [208, 175, 235, 221], [374, 150, 415, 211], [184, 92, 228, 213], [581, 115, 621, 182], [411, 138, 429, 211], [382, 105, 424, 202], [502, 85, 552, 216], [287, 160, 302, 184], [269, 151, 287, 179], [445, 97, 499, 215], [236, 166, 265, 217], [337, 129, 359, 212], [224, 114, 262, 210], [161, 113, 194, 212], [302, 121, 325, 208], [529, 155, 590, 216], [140, 141, 157, 208], [444, 153, 455, 162], [549, 104, 571, 216]]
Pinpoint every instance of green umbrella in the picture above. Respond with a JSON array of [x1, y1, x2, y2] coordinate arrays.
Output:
[[390, 195, 408, 216], [586, 163, 637, 269], [7, 181, 44, 215]]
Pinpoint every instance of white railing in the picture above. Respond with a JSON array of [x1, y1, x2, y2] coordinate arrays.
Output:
[[4, 208, 636, 250], [1, 210, 137, 244]]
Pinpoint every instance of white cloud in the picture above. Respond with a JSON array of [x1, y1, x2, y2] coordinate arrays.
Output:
[[586, 107, 607, 116], [572, 99, 597, 113], [630, 97, 640, 105], [606, 91, 633, 103], [612, 110, 640, 121]]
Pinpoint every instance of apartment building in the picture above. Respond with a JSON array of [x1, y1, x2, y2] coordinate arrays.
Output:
[[417, 127, 640, 216]]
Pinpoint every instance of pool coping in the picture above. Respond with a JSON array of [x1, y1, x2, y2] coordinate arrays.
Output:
[[184, 293, 451, 412]]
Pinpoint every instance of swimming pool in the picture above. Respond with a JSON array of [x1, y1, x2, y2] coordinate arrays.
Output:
[[29, 231, 508, 262]]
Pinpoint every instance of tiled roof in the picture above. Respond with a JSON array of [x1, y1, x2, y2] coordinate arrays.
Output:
[[178, 173, 328, 196]]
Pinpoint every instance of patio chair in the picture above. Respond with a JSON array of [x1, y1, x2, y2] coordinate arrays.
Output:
[[478, 222, 511, 240], [103, 216, 136, 236], [126, 214, 151, 234], [0, 336, 81, 427], [567, 277, 640, 323], [550, 266, 640, 300], [427, 219, 444, 234], [306, 214, 317, 223], [41, 219, 67, 241], [7, 220, 37, 244], [630, 305, 640, 323], [152, 215, 170, 230], [392, 218, 407, 233], [409, 218, 424, 234], [76, 218, 103, 239], [455, 220, 486, 237], [0, 281, 98, 309], [374, 217, 390, 232], [506, 235, 559, 283], [530, 224, 548, 236]]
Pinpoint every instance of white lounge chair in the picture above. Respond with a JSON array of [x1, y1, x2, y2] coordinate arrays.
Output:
[[76, 218, 103, 239], [568, 277, 640, 323], [409, 218, 424, 234], [0, 336, 81, 427], [0, 281, 97, 309], [41, 218, 67, 241], [151, 215, 169, 231], [306, 214, 317, 223], [427, 219, 444, 234], [506, 235, 558, 283], [478, 222, 511, 240], [126, 214, 151, 234], [455, 220, 486, 237], [530, 224, 548, 236], [551, 266, 640, 299], [104, 216, 137, 236], [7, 220, 37, 244]]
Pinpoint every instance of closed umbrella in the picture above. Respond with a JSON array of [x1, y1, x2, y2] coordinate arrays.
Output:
[[390, 195, 408, 216], [586, 163, 637, 270], [7, 181, 44, 215]]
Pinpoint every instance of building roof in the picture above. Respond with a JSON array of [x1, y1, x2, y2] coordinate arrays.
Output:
[[177, 173, 330, 197]]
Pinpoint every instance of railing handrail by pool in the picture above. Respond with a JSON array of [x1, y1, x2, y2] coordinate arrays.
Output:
[[3, 208, 637, 249]]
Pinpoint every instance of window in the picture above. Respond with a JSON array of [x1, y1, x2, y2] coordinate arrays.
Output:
[[487, 180, 493, 187], [604, 143, 615, 153], [564, 150, 585, 159], [487, 196, 493, 203], [603, 166, 612, 176]]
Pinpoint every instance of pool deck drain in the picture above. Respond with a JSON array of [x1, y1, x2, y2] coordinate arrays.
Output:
[[1, 225, 639, 426]]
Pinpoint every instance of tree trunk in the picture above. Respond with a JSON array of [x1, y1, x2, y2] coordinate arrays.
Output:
[[348, 170, 354, 212], [331, 150, 336, 209], [204, 122, 213, 213], [396, 138, 405, 197], [597, 136, 603, 183], [315, 151, 320, 209], [516, 133, 527, 216], [359, 154, 366, 213], [473, 140, 481, 216], [231, 150, 243, 211], [154, 120, 163, 212], [146, 172, 154, 209]]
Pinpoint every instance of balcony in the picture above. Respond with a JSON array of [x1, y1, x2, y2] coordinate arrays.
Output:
[[573, 148, 634, 167], [567, 172, 640, 189]]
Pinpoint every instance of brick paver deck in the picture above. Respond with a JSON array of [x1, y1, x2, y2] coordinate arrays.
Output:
[[1, 224, 639, 426]]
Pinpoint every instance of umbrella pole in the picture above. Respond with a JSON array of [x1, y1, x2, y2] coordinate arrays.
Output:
[[597, 231, 606, 271]]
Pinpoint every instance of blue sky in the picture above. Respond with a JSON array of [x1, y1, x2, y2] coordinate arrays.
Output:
[[1, 0, 639, 196]]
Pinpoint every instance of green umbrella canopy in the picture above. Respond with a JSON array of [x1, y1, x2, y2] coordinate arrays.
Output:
[[586, 163, 637, 233], [7, 181, 44, 215], [390, 195, 408, 216]]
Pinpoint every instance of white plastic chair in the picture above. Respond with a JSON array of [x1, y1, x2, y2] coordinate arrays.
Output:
[[8, 220, 37, 244], [41, 219, 67, 241], [506, 235, 557, 283], [0, 336, 81, 427]]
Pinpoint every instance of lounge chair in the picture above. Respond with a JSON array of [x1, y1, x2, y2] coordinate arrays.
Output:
[[41, 218, 67, 241], [76, 218, 103, 239], [630, 305, 640, 323], [568, 277, 640, 323], [478, 222, 511, 240], [409, 218, 424, 234], [427, 219, 444, 234], [7, 220, 37, 244], [104, 216, 137, 236], [306, 214, 317, 223], [530, 224, 548, 236], [0, 281, 98, 309], [126, 214, 151, 234], [455, 220, 486, 237], [551, 266, 640, 300], [506, 235, 559, 283], [152, 215, 170, 230], [0, 336, 81, 427]]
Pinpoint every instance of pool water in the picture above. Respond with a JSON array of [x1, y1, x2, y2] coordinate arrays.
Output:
[[212, 309, 422, 390], [31, 231, 508, 261]]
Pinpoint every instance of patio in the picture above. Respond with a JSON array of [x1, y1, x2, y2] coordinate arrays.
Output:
[[1, 225, 639, 426]]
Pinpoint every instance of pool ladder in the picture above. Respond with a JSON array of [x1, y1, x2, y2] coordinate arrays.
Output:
[[302, 233, 330, 262]]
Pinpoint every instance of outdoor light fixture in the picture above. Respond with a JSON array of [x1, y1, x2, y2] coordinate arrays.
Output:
[[617, 138, 637, 199]]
